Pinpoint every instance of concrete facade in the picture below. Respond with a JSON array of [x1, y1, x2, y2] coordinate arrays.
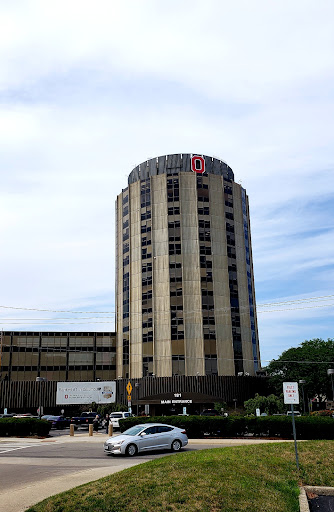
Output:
[[116, 154, 261, 379]]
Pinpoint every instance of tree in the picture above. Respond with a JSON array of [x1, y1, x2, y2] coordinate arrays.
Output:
[[265, 338, 334, 403], [244, 393, 284, 415]]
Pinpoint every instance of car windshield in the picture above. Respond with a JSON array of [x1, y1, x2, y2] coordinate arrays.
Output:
[[110, 413, 122, 418], [122, 425, 146, 436], [48, 416, 60, 420]]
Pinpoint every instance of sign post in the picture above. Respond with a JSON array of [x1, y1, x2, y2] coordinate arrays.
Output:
[[283, 382, 300, 470]]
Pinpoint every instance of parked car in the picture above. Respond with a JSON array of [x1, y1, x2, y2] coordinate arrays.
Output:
[[13, 413, 38, 418], [0, 413, 16, 418], [200, 409, 219, 416], [43, 415, 71, 429], [286, 411, 301, 417], [104, 423, 188, 456], [109, 411, 131, 430], [70, 412, 101, 429]]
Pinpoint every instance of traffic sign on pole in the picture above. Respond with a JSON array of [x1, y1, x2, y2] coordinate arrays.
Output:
[[283, 382, 299, 404], [126, 381, 132, 396], [283, 382, 300, 470]]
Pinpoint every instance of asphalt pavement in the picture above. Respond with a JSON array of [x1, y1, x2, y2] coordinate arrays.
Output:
[[0, 431, 296, 512]]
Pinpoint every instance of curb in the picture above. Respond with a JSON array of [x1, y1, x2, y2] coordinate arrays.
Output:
[[300, 486, 334, 512]]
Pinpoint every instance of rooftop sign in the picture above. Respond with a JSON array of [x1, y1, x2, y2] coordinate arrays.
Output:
[[191, 155, 205, 174]]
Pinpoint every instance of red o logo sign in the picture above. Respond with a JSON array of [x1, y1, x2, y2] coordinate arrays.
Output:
[[191, 155, 205, 173]]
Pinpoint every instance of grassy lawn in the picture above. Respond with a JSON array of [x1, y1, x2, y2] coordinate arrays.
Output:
[[27, 441, 334, 512]]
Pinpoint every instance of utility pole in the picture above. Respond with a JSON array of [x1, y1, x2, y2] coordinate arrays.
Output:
[[0, 330, 3, 378]]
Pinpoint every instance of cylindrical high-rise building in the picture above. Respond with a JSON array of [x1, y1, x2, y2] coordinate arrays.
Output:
[[116, 154, 260, 379]]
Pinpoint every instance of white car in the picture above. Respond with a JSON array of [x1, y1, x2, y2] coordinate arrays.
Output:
[[109, 411, 131, 430], [104, 423, 188, 456]]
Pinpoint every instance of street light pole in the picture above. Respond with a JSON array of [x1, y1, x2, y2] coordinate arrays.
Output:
[[36, 377, 47, 419], [299, 380, 306, 414], [327, 369, 334, 401]]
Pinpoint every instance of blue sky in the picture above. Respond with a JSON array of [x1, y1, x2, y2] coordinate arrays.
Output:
[[0, 0, 333, 365]]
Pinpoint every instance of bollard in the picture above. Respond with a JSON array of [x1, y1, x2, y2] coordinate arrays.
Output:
[[89, 424, 93, 436], [70, 424, 75, 436], [108, 424, 113, 437]]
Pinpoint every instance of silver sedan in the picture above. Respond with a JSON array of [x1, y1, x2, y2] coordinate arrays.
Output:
[[104, 423, 188, 456]]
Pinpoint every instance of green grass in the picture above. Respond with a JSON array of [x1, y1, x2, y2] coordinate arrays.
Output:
[[27, 441, 334, 512]]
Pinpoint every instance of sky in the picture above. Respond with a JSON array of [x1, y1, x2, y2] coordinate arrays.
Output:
[[0, 0, 333, 365]]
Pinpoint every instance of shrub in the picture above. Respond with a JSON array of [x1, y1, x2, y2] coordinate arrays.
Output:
[[120, 415, 334, 440], [0, 418, 51, 437], [311, 410, 333, 417]]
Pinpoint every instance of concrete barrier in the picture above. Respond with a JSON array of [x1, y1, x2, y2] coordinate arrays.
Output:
[[89, 424, 93, 436], [70, 424, 75, 436], [108, 424, 113, 437]]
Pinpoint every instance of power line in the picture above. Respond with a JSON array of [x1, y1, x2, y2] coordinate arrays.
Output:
[[0, 306, 114, 313], [257, 295, 334, 307], [0, 301, 333, 325], [0, 293, 333, 314]]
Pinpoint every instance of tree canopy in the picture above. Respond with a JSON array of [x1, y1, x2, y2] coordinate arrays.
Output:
[[265, 338, 334, 403], [244, 393, 285, 415]]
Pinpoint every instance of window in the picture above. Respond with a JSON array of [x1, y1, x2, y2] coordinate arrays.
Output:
[[170, 287, 182, 297], [205, 355, 218, 375], [144, 426, 157, 435], [198, 206, 210, 215], [168, 206, 180, 216], [157, 426, 173, 433], [200, 246, 211, 255], [141, 210, 151, 221], [169, 243, 181, 255], [200, 257, 212, 268], [142, 331, 153, 343], [172, 355, 185, 375]]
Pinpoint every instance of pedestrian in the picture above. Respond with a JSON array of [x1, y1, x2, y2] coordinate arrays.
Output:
[[93, 415, 99, 433], [104, 413, 109, 434]]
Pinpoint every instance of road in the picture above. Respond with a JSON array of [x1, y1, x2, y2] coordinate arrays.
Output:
[[0, 430, 292, 512]]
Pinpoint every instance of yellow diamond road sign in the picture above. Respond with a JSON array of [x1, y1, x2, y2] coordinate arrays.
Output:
[[126, 381, 132, 395]]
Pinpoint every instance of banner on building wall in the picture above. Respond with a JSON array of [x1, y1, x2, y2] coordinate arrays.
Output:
[[56, 381, 116, 404]]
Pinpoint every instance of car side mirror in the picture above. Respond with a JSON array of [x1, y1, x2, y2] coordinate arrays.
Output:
[[140, 432, 147, 437]]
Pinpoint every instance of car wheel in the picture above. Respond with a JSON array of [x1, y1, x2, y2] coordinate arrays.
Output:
[[125, 443, 138, 457], [171, 439, 182, 452]]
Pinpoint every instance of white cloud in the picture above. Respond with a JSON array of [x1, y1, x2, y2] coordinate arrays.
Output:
[[0, 1, 333, 360]]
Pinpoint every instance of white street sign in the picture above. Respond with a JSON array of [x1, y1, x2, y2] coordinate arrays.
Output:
[[283, 382, 299, 404]]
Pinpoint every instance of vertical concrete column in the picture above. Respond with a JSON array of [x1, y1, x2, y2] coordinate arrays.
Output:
[[210, 174, 235, 376], [152, 174, 171, 376], [180, 173, 204, 376], [129, 181, 142, 378], [233, 183, 254, 375], [116, 194, 124, 378], [245, 194, 261, 367]]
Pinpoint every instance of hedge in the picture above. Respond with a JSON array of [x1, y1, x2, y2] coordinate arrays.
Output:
[[119, 415, 334, 440], [0, 418, 51, 437]]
